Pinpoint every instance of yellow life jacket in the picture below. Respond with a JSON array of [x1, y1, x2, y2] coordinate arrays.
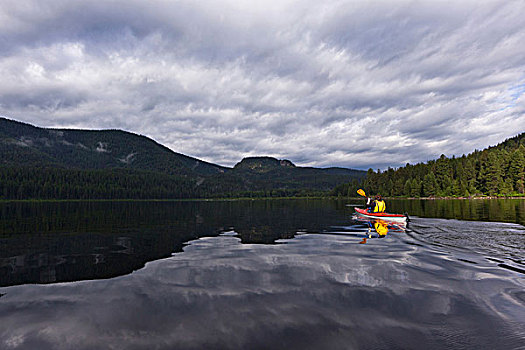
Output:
[[373, 200, 386, 213]]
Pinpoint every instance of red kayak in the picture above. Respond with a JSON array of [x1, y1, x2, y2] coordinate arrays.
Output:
[[354, 207, 408, 223]]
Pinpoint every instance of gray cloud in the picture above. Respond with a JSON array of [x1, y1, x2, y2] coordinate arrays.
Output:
[[1, 0, 524, 169]]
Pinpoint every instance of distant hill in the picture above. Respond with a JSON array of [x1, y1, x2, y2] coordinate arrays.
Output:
[[214, 156, 366, 195], [234, 156, 296, 172], [0, 117, 365, 199]]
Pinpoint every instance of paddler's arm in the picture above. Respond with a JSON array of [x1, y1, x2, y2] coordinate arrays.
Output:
[[365, 197, 373, 212]]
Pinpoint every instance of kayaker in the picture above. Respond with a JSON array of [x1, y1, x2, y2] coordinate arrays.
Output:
[[366, 194, 386, 213]]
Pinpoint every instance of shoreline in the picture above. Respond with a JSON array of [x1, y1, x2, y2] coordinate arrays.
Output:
[[1, 195, 524, 203]]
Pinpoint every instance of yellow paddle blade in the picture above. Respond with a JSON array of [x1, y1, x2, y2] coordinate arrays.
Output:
[[357, 189, 366, 197]]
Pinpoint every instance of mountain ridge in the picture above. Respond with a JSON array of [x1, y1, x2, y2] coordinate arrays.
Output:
[[0, 117, 366, 199], [0, 117, 363, 174], [0, 117, 227, 176]]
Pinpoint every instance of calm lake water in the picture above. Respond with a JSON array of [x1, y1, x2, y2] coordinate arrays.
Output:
[[0, 199, 524, 349]]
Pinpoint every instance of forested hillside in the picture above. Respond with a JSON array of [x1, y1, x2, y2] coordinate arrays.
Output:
[[0, 118, 365, 199], [333, 133, 525, 197], [0, 117, 226, 176]]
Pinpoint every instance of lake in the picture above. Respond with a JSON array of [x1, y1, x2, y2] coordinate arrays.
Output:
[[1, 199, 524, 349]]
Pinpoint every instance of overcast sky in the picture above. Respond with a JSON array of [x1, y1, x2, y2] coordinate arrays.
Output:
[[1, 0, 524, 169]]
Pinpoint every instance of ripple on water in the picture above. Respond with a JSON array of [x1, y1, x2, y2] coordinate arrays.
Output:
[[0, 206, 524, 349]]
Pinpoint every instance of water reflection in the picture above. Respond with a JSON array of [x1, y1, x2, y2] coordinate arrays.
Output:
[[351, 211, 408, 244], [1, 199, 524, 349], [388, 198, 525, 225], [1, 199, 524, 287], [0, 200, 347, 286], [1, 222, 524, 350]]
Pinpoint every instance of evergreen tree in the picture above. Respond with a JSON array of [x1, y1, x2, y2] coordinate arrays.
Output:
[[508, 145, 525, 193], [477, 151, 490, 193], [387, 179, 394, 196], [463, 158, 477, 195], [403, 179, 411, 196], [451, 178, 461, 196], [423, 172, 437, 197], [410, 178, 421, 197], [483, 152, 504, 195], [435, 154, 452, 193], [393, 178, 405, 196]]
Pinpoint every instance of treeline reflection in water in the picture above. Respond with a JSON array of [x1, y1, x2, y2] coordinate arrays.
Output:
[[0, 199, 524, 350], [0, 200, 348, 286], [0, 198, 524, 287], [389, 198, 525, 224]]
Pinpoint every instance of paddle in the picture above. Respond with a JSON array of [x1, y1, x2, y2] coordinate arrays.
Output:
[[356, 189, 368, 210]]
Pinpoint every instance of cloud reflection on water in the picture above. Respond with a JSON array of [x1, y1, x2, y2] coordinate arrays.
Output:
[[1, 227, 524, 349]]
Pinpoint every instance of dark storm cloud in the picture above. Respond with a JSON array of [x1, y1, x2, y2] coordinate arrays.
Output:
[[1, 0, 524, 169]]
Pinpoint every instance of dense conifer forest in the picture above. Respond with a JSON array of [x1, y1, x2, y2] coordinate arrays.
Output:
[[0, 166, 346, 200], [2, 118, 522, 200], [332, 133, 525, 198]]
